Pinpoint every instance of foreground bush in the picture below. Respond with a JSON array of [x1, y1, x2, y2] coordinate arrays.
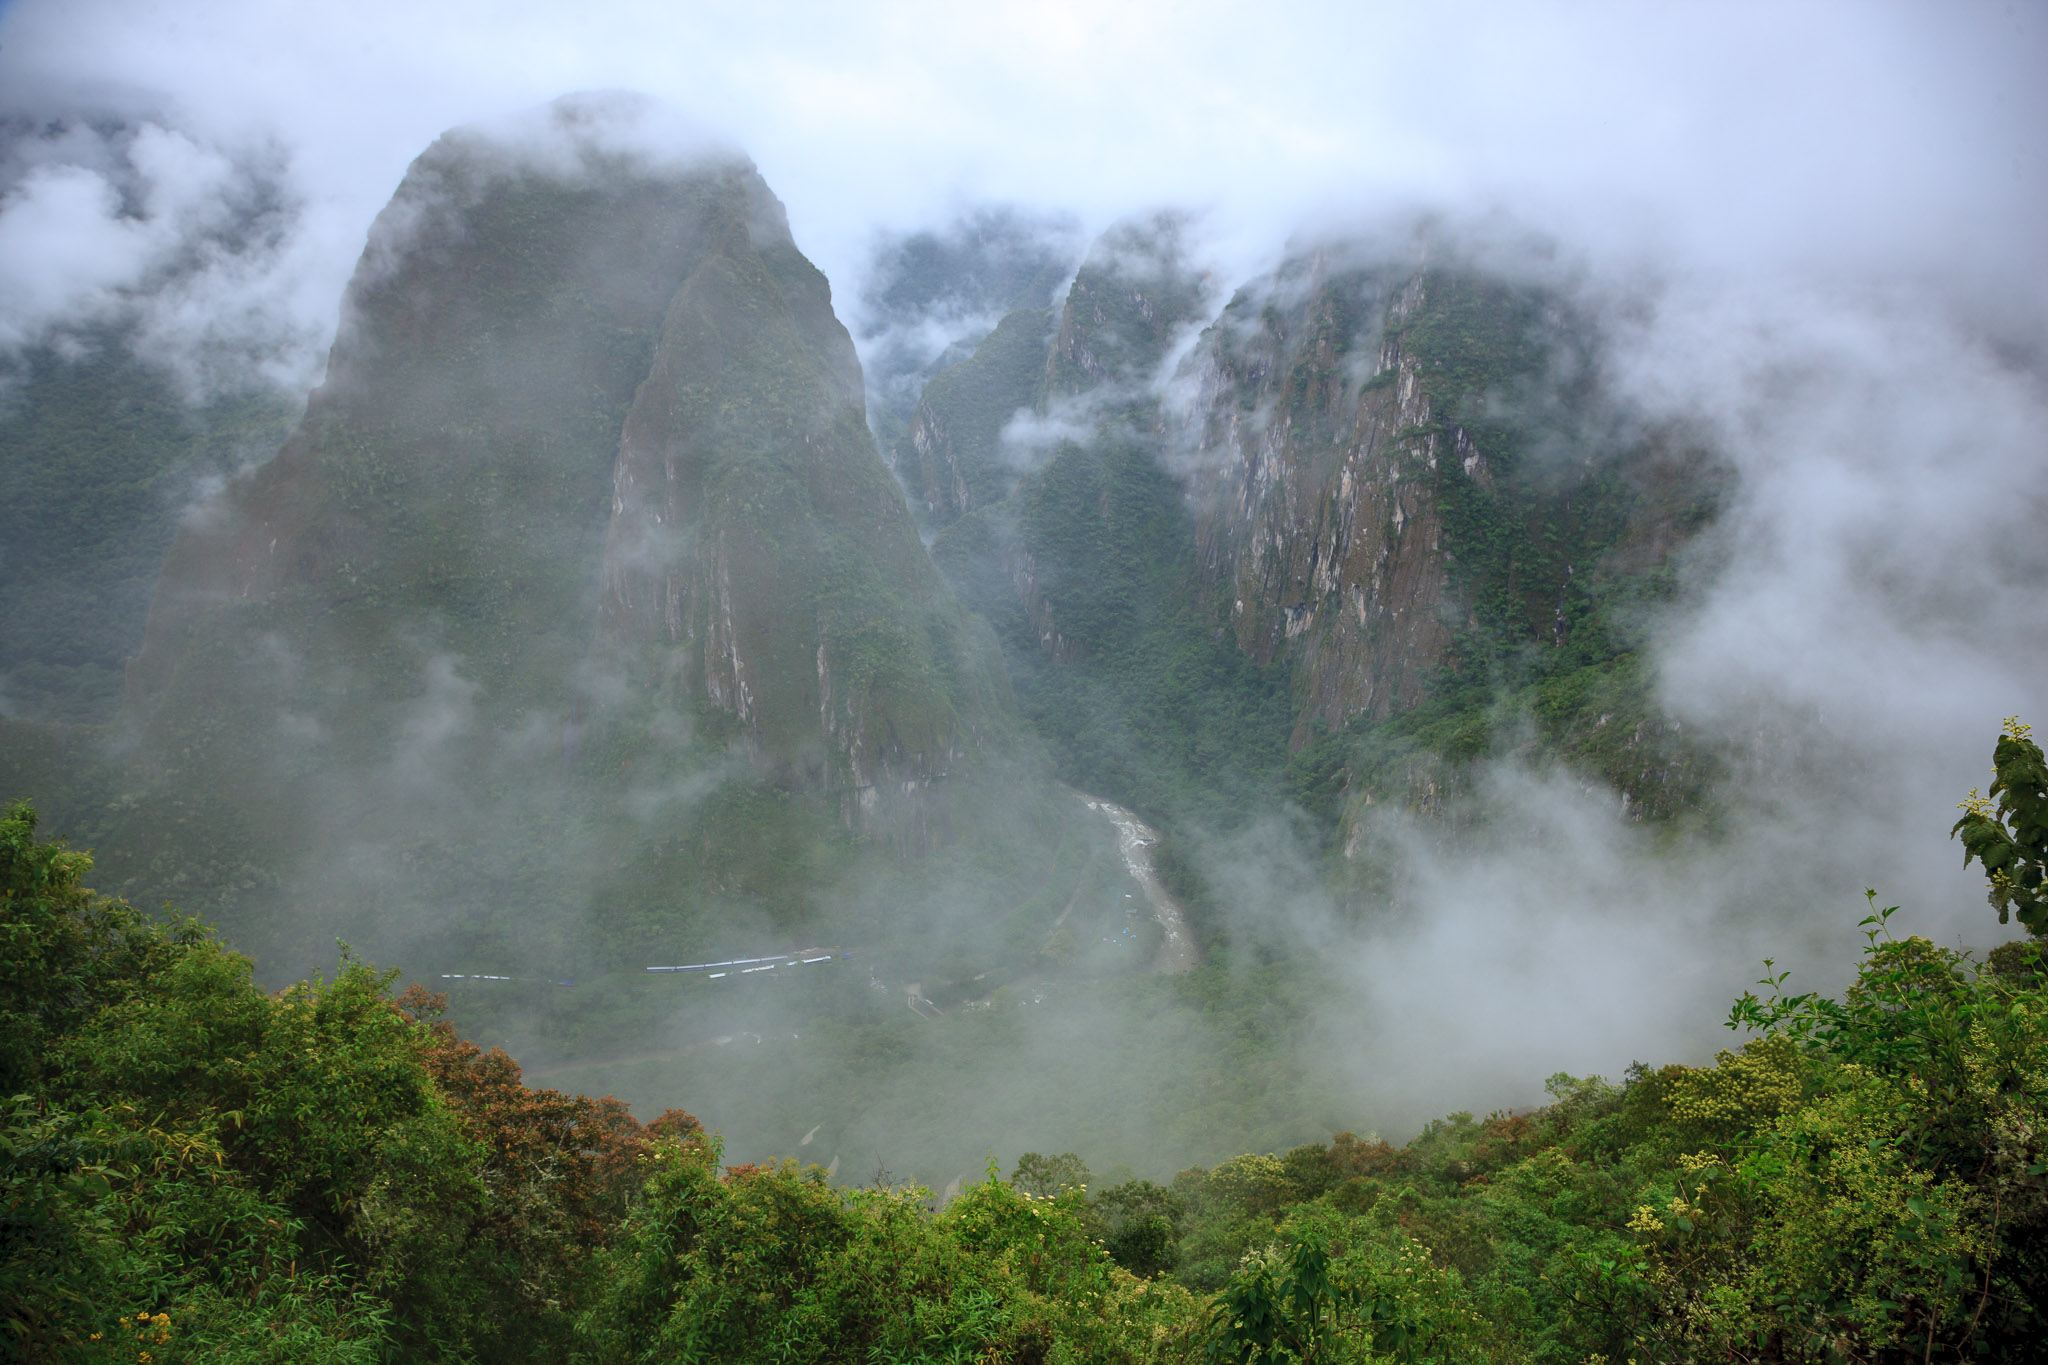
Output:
[[6, 717, 2043, 1362], [1189, 721, 2048, 1363], [0, 799, 1198, 1364]]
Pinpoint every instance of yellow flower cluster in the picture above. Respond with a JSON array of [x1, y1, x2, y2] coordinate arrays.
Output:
[[123, 1310, 172, 1362], [2003, 715, 2033, 742], [1671, 1037, 1803, 1129]]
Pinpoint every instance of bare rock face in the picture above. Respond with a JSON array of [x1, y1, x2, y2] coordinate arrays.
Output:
[[130, 95, 1002, 836], [1181, 264, 1478, 739], [1173, 247, 1727, 841], [595, 188, 995, 807]]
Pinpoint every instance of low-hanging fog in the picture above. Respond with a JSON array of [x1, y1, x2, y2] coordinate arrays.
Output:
[[2, 0, 2044, 1178]]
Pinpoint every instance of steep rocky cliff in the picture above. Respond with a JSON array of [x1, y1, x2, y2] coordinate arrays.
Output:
[[914, 225, 1724, 845], [1180, 251, 1725, 824], [1183, 263, 1455, 736], [131, 98, 999, 818], [77, 98, 1037, 974]]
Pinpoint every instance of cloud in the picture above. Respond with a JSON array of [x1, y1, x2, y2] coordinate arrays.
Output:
[[0, 121, 248, 337], [998, 400, 1092, 467], [3, 0, 2045, 1146], [0, 114, 324, 392], [5, 0, 2039, 379]]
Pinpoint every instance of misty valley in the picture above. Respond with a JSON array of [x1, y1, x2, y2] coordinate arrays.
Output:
[[4, 95, 2045, 1364]]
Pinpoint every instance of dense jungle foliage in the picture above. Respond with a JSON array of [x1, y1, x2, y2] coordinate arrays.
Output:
[[0, 340, 295, 724], [6, 720, 2044, 1362], [0, 162, 1060, 997], [1284, 268, 1731, 850]]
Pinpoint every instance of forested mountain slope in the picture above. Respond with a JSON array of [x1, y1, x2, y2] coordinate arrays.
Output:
[[0, 337, 294, 725], [0, 99, 1084, 986], [897, 222, 1725, 882]]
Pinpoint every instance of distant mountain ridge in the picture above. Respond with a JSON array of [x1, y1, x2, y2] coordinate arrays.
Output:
[[1, 100, 1723, 980], [896, 219, 1724, 856], [0, 97, 1076, 982]]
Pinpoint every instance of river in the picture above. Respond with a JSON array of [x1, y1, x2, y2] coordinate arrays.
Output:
[[1072, 790, 1199, 974]]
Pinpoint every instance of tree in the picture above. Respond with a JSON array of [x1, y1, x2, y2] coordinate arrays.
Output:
[[1010, 1150, 1091, 1197], [1093, 1180, 1186, 1279], [1953, 716, 2048, 934]]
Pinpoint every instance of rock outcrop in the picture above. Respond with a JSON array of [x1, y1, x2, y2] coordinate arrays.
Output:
[[1182, 265, 1459, 735], [914, 224, 1724, 831], [131, 95, 1000, 821]]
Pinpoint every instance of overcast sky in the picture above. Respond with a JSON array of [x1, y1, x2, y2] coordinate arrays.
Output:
[[2, 0, 2043, 373]]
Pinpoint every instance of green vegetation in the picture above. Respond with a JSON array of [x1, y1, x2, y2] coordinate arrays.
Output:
[[578, 1150, 1201, 1364], [1181, 902, 2044, 1362], [895, 305, 1056, 523], [7, 726, 2043, 1362], [0, 338, 295, 723], [1954, 717, 2048, 934], [930, 222, 1297, 834], [0, 797, 673, 1362], [1274, 268, 1730, 858], [938, 434, 1296, 831]]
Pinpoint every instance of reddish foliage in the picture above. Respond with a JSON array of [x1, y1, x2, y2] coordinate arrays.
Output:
[[1328, 1131, 1409, 1180], [1467, 1112, 1541, 1178], [647, 1108, 704, 1141], [391, 985, 693, 1249]]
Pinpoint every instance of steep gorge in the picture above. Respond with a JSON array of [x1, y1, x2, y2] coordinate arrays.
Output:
[[34, 98, 1053, 979], [0, 115, 1729, 985], [902, 226, 1726, 854]]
